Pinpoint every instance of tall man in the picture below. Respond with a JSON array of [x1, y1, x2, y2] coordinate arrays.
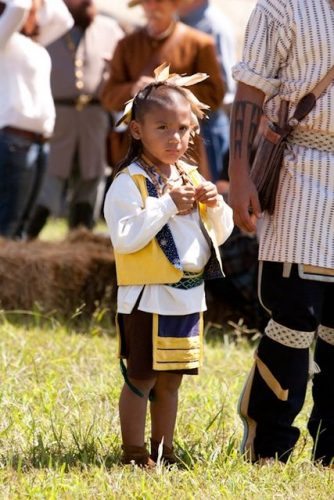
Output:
[[27, 0, 123, 237], [229, 0, 334, 464]]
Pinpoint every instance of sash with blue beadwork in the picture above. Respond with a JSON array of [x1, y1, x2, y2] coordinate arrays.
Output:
[[145, 178, 222, 282]]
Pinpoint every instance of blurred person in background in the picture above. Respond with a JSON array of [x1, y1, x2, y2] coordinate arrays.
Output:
[[101, 0, 225, 179], [0, 0, 73, 239], [26, 0, 123, 239], [178, 0, 236, 182]]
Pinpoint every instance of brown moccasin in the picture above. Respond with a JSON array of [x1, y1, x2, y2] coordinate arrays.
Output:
[[121, 444, 156, 468]]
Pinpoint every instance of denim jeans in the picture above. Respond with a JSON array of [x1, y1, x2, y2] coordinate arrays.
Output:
[[0, 129, 49, 238]]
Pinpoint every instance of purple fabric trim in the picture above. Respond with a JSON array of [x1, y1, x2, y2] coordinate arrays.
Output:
[[158, 312, 200, 339]]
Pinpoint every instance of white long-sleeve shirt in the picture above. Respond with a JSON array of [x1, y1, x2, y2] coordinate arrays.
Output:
[[104, 162, 234, 315], [0, 0, 73, 136], [233, 0, 334, 269]]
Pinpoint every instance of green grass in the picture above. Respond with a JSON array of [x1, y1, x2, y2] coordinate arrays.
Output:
[[0, 311, 333, 499], [39, 217, 108, 241], [1, 218, 333, 498]]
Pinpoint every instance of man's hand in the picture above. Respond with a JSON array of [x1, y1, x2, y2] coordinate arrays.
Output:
[[195, 181, 219, 207], [228, 171, 262, 233]]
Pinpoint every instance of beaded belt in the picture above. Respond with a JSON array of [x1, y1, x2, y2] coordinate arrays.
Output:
[[168, 271, 204, 290], [288, 129, 334, 152]]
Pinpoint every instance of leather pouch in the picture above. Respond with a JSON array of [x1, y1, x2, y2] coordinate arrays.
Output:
[[250, 115, 291, 214], [250, 87, 324, 214]]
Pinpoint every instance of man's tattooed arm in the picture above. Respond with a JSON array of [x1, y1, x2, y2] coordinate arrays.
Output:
[[228, 83, 265, 232], [230, 99, 262, 161]]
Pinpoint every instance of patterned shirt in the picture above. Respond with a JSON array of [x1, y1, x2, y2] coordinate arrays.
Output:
[[233, 0, 334, 268]]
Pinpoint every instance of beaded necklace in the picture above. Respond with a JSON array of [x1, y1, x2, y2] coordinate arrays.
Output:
[[137, 154, 197, 214]]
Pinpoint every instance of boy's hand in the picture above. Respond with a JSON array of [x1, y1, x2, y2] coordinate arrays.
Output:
[[195, 181, 219, 208], [169, 185, 196, 213]]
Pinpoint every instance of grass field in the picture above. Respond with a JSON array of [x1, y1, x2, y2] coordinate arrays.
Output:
[[0, 308, 333, 499], [0, 219, 333, 498]]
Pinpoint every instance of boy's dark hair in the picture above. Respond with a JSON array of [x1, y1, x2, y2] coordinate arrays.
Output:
[[112, 82, 195, 179]]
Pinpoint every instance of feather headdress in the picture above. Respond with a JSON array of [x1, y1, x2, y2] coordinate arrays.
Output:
[[116, 62, 210, 129]]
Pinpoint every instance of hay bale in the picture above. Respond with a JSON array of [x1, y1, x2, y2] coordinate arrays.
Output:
[[0, 227, 265, 331], [0, 229, 116, 316]]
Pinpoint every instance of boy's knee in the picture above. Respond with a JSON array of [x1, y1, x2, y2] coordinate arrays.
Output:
[[127, 376, 156, 396], [156, 373, 183, 395]]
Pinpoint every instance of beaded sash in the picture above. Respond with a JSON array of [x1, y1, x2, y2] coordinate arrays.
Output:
[[288, 128, 334, 152]]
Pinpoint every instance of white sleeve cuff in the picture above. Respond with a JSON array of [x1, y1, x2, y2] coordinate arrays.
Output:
[[158, 193, 178, 216], [232, 63, 281, 98]]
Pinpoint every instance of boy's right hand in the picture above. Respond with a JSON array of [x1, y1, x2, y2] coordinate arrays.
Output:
[[169, 185, 196, 213]]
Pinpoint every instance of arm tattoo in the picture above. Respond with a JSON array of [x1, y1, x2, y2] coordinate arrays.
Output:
[[231, 100, 262, 160]]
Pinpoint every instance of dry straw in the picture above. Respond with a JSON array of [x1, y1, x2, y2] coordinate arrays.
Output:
[[0, 229, 116, 316]]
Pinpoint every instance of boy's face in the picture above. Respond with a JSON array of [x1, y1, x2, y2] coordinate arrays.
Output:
[[130, 94, 193, 168]]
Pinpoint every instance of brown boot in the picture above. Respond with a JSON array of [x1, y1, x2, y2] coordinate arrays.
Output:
[[150, 439, 179, 466], [121, 444, 156, 468]]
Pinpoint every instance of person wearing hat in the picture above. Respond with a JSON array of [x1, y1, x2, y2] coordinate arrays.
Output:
[[101, 0, 225, 178]]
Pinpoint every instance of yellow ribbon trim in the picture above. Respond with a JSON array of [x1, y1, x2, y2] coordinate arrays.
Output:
[[255, 354, 289, 401], [303, 265, 334, 277], [152, 312, 203, 371]]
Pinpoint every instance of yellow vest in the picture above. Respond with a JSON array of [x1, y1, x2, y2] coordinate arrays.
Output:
[[114, 163, 223, 285]]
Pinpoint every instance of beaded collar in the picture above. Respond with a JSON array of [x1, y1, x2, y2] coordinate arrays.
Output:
[[136, 155, 197, 214], [137, 155, 185, 194]]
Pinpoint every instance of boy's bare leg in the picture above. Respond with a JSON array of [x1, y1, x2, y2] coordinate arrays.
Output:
[[119, 377, 156, 446], [150, 372, 183, 448]]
